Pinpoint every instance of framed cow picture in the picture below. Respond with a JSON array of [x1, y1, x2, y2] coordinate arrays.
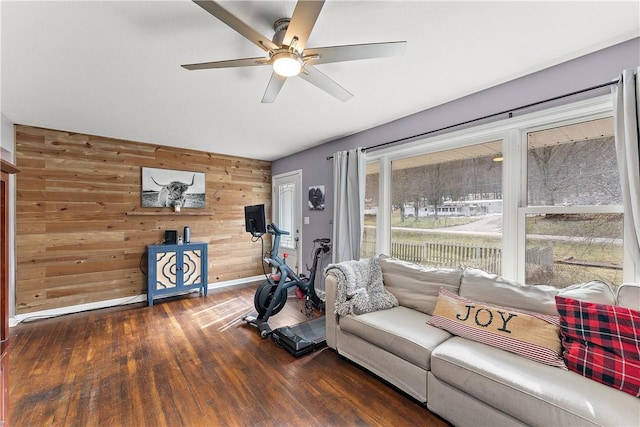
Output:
[[141, 167, 206, 209]]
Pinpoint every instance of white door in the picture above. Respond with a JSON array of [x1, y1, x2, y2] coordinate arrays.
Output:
[[272, 170, 302, 274]]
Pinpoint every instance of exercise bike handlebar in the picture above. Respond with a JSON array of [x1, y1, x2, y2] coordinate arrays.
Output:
[[267, 223, 290, 236]]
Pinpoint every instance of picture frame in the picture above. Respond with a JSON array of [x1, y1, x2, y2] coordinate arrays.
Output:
[[308, 185, 325, 211], [141, 167, 206, 208]]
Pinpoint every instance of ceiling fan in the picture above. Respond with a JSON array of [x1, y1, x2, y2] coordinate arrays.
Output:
[[181, 0, 407, 103]]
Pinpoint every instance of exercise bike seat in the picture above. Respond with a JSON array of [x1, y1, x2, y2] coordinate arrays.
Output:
[[268, 223, 290, 236]]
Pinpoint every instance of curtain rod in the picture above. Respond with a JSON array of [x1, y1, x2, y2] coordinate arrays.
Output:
[[326, 79, 619, 160]]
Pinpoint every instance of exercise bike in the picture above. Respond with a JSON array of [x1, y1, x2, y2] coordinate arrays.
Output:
[[244, 223, 331, 338]]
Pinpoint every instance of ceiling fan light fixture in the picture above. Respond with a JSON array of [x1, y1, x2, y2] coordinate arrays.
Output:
[[272, 51, 303, 77], [184, 1, 407, 102]]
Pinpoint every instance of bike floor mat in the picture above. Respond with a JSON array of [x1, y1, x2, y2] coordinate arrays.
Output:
[[271, 316, 326, 357]]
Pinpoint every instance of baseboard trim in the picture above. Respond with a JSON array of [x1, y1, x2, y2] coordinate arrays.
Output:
[[10, 275, 265, 326]]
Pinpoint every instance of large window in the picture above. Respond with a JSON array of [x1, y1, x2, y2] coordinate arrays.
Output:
[[363, 96, 632, 290], [522, 117, 623, 288], [387, 140, 503, 274]]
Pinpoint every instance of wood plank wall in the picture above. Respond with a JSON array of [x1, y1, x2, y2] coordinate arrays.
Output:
[[14, 125, 271, 314]]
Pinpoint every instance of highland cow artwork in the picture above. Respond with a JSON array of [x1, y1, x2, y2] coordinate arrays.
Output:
[[142, 167, 206, 208]]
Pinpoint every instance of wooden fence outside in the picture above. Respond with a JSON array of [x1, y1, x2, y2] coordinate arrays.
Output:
[[525, 245, 554, 266], [362, 239, 554, 275]]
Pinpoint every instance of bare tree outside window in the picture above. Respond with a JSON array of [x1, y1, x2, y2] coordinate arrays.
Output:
[[423, 164, 448, 220], [391, 168, 413, 223], [528, 136, 621, 206]]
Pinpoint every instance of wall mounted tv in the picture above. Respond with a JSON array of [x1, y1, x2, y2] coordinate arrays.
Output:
[[244, 204, 267, 237]]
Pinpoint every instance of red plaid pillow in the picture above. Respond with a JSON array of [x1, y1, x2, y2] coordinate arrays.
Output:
[[555, 295, 640, 397]]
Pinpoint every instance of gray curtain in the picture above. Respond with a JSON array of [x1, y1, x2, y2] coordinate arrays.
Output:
[[332, 148, 366, 263], [613, 67, 640, 282]]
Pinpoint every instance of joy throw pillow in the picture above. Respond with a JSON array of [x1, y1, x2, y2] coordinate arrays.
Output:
[[429, 288, 566, 368], [555, 295, 640, 397]]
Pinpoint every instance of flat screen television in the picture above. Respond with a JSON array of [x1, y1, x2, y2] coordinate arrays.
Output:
[[244, 204, 267, 236]]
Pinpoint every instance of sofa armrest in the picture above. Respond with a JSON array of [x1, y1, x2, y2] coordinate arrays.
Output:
[[617, 283, 640, 310], [324, 274, 340, 349]]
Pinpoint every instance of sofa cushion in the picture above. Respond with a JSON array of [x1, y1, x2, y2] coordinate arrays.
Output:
[[429, 288, 566, 368], [431, 337, 640, 427], [556, 295, 640, 397], [617, 283, 640, 310], [379, 254, 462, 315], [460, 268, 616, 316], [339, 305, 451, 370], [460, 267, 560, 315], [557, 280, 616, 306]]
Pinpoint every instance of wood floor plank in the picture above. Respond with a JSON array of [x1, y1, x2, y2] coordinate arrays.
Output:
[[9, 284, 451, 426]]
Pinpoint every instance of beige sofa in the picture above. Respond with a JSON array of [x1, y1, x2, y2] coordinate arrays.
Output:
[[325, 255, 640, 427]]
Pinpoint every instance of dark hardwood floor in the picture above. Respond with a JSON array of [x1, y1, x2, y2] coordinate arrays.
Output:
[[9, 284, 450, 427]]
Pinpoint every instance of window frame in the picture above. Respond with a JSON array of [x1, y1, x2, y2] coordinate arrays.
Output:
[[365, 94, 634, 284], [517, 119, 623, 284]]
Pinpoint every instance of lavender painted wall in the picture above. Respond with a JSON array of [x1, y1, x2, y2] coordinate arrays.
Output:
[[272, 37, 640, 264]]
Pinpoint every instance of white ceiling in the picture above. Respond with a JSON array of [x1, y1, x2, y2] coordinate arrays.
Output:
[[2, 1, 639, 161]]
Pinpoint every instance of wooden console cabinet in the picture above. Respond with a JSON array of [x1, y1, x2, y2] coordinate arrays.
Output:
[[147, 243, 208, 306]]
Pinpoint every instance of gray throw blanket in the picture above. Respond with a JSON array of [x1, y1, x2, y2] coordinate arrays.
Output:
[[325, 256, 399, 316]]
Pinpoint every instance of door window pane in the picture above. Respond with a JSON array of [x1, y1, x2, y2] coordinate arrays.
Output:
[[278, 183, 295, 248]]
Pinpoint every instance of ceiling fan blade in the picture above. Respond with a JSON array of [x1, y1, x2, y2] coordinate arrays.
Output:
[[283, 0, 325, 53], [298, 65, 352, 102], [193, 1, 279, 52], [182, 57, 270, 71], [304, 41, 407, 65], [262, 72, 287, 103]]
